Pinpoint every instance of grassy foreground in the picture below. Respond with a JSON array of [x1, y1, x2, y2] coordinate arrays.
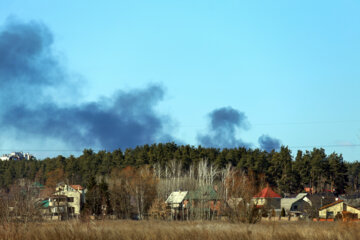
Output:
[[0, 220, 359, 240]]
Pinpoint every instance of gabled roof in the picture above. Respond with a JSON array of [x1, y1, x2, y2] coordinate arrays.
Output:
[[166, 191, 188, 204], [253, 187, 281, 198], [339, 195, 360, 208], [319, 200, 343, 210], [185, 186, 219, 200], [281, 193, 309, 211], [307, 193, 336, 209]]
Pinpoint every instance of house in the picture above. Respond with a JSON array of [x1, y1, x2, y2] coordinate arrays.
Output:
[[49, 183, 85, 218], [318, 200, 360, 219], [253, 186, 281, 210], [280, 193, 311, 216], [165, 191, 188, 220], [306, 192, 336, 209], [185, 186, 221, 219]]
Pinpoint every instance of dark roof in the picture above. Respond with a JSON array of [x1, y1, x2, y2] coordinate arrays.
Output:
[[306, 193, 336, 209], [340, 193, 360, 200], [339, 194, 360, 208]]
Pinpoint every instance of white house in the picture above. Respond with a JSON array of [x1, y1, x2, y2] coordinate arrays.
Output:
[[49, 183, 85, 217]]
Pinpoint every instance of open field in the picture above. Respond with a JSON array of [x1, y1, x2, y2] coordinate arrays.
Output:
[[0, 220, 359, 240]]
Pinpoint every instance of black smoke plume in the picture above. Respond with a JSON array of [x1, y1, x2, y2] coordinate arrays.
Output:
[[258, 134, 281, 152], [197, 107, 251, 148], [0, 19, 170, 151]]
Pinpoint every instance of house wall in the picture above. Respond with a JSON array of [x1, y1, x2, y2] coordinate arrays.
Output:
[[267, 198, 281, 209], [253, 198, 266, 206], [253, 198, 280, 209], [319, 202, 345, 219], [346, 206, 360, 218], [54, 185, 84, 215], [291, 200, 310, 212]]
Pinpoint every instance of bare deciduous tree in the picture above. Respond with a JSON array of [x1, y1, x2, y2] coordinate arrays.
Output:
[[224, 170, 266, 223]]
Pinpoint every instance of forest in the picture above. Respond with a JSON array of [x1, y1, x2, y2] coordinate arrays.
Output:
[[1, 143, 360, 221], [0, 143, 358, 194]]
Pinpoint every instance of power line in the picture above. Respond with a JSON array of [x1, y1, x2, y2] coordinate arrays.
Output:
[[253, 120, 360, 126], [288, 144, 360, 149], [0, 149, 100, 152], [0, 144, 360, 153], [178, 120, 360, 127]]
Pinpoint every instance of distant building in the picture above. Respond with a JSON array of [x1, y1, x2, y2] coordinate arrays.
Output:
[[0, 152, 34, 161], [280, 193, 311, 216], [318, 200, 360, 219], [253, 186, 281, 210], [185, 186, 221, 219], [306, 192, 336, 209], [165, 191, 188, 219], [166, 191, 188, 209], [48, 183, 86, 217]]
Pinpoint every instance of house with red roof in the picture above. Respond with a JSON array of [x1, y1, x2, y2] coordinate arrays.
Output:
[[48, 183, 86, 218], [253, 186, 281, 210]]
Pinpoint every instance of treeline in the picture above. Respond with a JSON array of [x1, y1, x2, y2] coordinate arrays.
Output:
[[0, 143, 359, 194]]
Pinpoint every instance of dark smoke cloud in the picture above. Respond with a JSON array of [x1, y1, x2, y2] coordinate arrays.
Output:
[[258, 134, 281, 152], [0, 19, 170, 150], [197, 107, 251, 148]]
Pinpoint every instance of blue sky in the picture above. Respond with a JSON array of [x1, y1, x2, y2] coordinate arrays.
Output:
[[1, 0, 360, 161]]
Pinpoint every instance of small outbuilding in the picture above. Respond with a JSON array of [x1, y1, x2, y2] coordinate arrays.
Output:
[[165, 191, 188, 220], [165, 191, 188, 209]]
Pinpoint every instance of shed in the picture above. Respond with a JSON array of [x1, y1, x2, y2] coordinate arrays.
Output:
[[165, 191, 188, 209]]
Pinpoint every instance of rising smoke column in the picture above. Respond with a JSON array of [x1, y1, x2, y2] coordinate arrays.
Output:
[[258, 134, 281, 152], [197, 107, 251, 148], [0, 19, 171, 150], [198, 107, 282, 150]]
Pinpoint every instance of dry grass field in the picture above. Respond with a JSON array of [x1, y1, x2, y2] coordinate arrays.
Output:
[[0, 220, 359, 240]]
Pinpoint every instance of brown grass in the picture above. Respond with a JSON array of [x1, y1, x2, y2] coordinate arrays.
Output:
[[0, 220, 358, 240]]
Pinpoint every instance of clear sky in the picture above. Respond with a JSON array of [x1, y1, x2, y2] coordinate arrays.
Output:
[[1, 0, 360, 161]]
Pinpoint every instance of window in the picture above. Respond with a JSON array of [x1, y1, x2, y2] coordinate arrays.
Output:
[[327, 211, 334, 218], [67, 197, 74, 202], [68, 207, 75, 213]]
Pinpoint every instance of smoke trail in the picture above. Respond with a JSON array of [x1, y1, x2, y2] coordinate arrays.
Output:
[[0, 19, 171, 151], [197, 107, 251, 148], [258, 134, 281, 152]]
